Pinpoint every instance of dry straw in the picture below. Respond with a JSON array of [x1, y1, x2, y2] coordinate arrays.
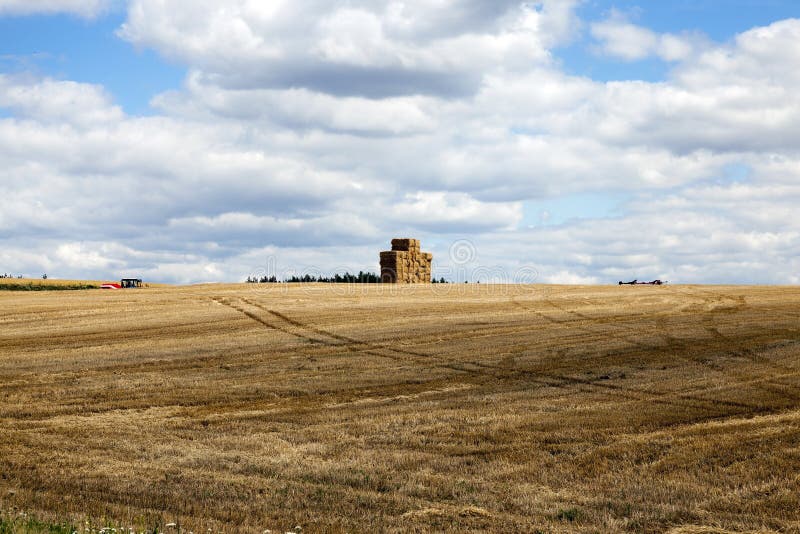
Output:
[[380, 238, 433, 283]]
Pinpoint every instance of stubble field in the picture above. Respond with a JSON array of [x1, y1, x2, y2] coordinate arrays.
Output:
[[1, 283, 799, 533]]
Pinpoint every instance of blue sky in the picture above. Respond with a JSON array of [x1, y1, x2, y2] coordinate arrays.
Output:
[[578, 0, 798, 38], [0, 12, 183, 114], [1, 1, 800, 284], [3, 1, 799, 112], [558, 0, 800, 81]]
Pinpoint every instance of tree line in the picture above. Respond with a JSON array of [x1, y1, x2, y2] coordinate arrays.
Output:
[[246, 272, 448, 284]]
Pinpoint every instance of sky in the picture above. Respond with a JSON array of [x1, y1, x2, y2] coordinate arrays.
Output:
[[1, 1, 800, 285]]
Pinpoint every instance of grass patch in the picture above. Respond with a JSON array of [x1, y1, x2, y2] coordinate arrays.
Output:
[[0, 284, 98, 291], [0, 514, 76, 534], [555, 507, 581, 522]]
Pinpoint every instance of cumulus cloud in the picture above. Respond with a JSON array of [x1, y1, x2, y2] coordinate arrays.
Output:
[[118, 0, 576, 97], [152, 78, 438, 136], [2, 4, 800, 284], [0, 75, 123, 126], [388, 192, 522, 232], [591, 11, 702, 62], [676, 19, 800, 89], [0, 0, 111, 18]]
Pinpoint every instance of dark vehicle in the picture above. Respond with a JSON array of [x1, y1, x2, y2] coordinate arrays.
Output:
[[120, 278, 143, 288], [619, 279, 665, 285]]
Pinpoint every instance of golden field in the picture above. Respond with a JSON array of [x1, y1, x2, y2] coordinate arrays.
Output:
[[0, 278, 103, 289], [0, 279, 167, 289], [0, 283, 799, 533]]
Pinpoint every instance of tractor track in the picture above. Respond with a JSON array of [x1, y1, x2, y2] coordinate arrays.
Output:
[[663, 288, 800, 383], [514, 290, 800, 404], [236, 297, 608, 371], [243, 297, 607, 356], [0, 318, 241, 350], [215, 296, 765, 415]]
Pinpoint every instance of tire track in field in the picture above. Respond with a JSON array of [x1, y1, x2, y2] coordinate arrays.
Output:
[[244, 298, 432, 359], [673, 288, 800, 400], [238, 296, 596, 395], [509, 294, 795, 410], [0, 318, 237, 350], [242, 296, 594, 374], [217, 297, 482, 377], [240, 296, 644, 401], [252, 297, 764, 413], [220, 297, 762, 414], [212, 296, 334, 346], [244, 297, 600, 359], [541, 289, 788, 375], [558, 291, 800, 402], [510, 295, 681, 356], [512, 293, 693, 366], [527, 291, 800, 404]]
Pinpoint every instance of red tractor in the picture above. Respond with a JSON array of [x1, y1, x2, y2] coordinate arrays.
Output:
[[101, 278, 143, 289]]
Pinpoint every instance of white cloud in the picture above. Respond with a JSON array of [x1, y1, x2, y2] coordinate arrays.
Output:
[[118, 0, 570, 98], [542, 271, 600, 285], [152, 79, 437, 136], [0, 0, 111, 18], [55, 242, 122, 270], [676, 18, 800, 89], [3, 5, 800, 284], [591, 12, 701, 62], [0, 75, 123, 126], [389, 192, 522, 232]]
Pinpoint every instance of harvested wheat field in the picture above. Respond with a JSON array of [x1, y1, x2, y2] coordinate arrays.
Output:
[[1, 284, 799, 533], [0, 279, 103, 291]]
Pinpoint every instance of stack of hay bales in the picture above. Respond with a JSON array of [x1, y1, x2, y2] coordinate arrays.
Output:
[[380, 238, 433, 283]]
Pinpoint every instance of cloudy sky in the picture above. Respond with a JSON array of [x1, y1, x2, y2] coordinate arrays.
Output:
[[1, 0, 799, 284]]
